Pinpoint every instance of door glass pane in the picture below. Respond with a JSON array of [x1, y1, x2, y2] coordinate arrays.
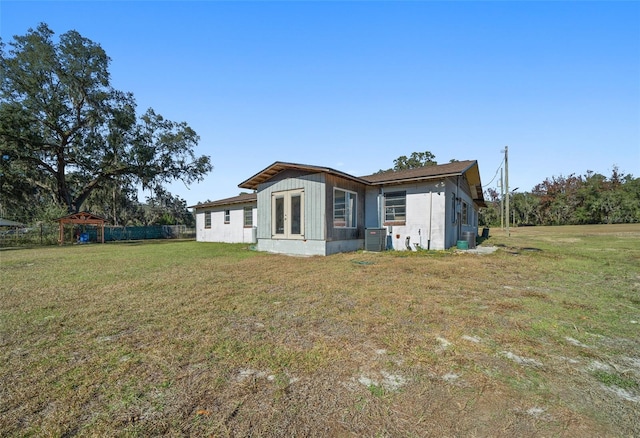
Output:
[[290, 194, 301, 235], [275, 197, 284, 234]]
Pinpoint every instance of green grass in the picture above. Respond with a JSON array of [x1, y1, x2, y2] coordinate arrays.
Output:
[[1, 225, 639, 436], [593, 370, 639, 390]]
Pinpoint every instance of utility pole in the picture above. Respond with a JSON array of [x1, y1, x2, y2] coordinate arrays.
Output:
[[500, 167, 504, 229], [504, 146, 510, 237]]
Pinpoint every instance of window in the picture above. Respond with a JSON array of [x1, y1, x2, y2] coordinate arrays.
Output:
[[384, 191, 406, 224], [334, 188, 357, 228], [451, 194, 456, 223], [462, 202, 469, 225], [224, 209, 230, 224], [275, 196, 285, 234], [244, 207, 253, 227], [272, 189, 304, 239], [204, 211, 211, 228]]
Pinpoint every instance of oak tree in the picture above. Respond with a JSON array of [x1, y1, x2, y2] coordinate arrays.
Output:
[[0, 24, 212, 214]]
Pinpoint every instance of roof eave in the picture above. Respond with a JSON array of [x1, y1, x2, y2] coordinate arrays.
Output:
[[365, 171, 463, 186], [238, 161, 369, 190], [474, 200, 488, 208], [190, 199, 256, 209], [189, 194, 257, 209]]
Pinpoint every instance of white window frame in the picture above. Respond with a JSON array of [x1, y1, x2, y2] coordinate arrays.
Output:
[[243, 206, 253, 228], [333, 188, 357, 228], [271, 189, 304, 239], [204, 211, 211, 229], [224, 209, 230, 224], [384, 191, 406, 225]]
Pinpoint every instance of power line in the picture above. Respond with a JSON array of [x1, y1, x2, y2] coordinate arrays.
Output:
[[483, 156, 505, 188]]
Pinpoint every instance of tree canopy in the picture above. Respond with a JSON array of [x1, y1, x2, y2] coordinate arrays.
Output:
[[0, 23, 212, 214], [392, 151, 437, 170], [376, 151, 438, 173], [479, 167, 640, 227]]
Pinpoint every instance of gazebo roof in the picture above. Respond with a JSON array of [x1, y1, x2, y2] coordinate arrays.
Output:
[[55, 211, 107, 225]]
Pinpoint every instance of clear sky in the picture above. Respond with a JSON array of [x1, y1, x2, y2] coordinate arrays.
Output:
[[2, 1, 639, 206]]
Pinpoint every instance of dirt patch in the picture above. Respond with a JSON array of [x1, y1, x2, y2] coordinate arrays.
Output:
[[501, 351, 544, 367]]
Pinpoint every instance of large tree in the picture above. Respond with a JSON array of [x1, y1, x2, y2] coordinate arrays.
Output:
[[392, 151, 437, 171], [0, 23, 212, 214], [376, 150, 438, 173]]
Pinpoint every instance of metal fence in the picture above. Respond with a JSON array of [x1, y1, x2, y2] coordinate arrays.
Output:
[[0, 224, 195, 247]]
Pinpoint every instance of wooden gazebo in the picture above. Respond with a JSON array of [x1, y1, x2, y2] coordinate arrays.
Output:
[[56, 212, 106, 245]]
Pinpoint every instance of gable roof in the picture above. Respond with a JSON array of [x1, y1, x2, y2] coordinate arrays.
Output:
[[55, 211, 107, 224], [238, 161, 370, 191], [189, 192, 257, 209]]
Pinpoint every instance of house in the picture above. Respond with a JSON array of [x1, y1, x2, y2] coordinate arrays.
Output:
[[191, 160, 485, 255], [191, 193, 257, 244]]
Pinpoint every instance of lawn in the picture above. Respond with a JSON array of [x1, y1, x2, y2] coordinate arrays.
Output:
[[1, 224, 639, 436]]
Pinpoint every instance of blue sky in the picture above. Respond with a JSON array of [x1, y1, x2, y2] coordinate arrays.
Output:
[[2, 1, 639, 206]]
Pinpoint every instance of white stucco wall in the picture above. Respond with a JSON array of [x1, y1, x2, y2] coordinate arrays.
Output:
[[364, 181, 449, 250], [195, 204, 257, 243], [363, 177, 479, 251]]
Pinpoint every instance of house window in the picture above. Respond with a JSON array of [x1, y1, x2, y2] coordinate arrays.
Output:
[[451, 194, 456, 223], [224, 209, 230, 224], [204, 211, 211, 228], [244, 207, 253, 227], [334, 188, 357, 228], [384, 191, 406, 224], [272, 189, 304, 239], [462, 202, 469, 225]]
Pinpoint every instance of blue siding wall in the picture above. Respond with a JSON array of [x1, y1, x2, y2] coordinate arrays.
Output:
[[256, 170, 326, 240]]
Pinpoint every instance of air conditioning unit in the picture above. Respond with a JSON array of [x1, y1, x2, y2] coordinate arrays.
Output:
[[365, 228, 387, 252]]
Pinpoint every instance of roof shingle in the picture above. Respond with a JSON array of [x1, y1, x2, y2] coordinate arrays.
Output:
[[359, 160, 477, 184]]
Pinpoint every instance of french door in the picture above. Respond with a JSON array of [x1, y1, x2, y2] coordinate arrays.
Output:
[[272, 189, 304, 239]]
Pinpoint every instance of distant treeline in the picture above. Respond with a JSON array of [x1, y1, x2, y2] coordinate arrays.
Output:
[[480, 167, 640, 227]]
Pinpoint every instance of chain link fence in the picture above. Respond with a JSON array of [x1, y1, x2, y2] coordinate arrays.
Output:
[[0, 223, 195, 247]]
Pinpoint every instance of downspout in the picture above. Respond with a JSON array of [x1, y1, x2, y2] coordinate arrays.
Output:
[[456, 176, 461, 246], [428, 191, 433, 250], [378, 187, 384, 228], [379, 186, 393, 250]]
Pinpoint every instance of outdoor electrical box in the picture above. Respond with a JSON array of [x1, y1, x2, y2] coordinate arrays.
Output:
[[365, 228, 387, 252]]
